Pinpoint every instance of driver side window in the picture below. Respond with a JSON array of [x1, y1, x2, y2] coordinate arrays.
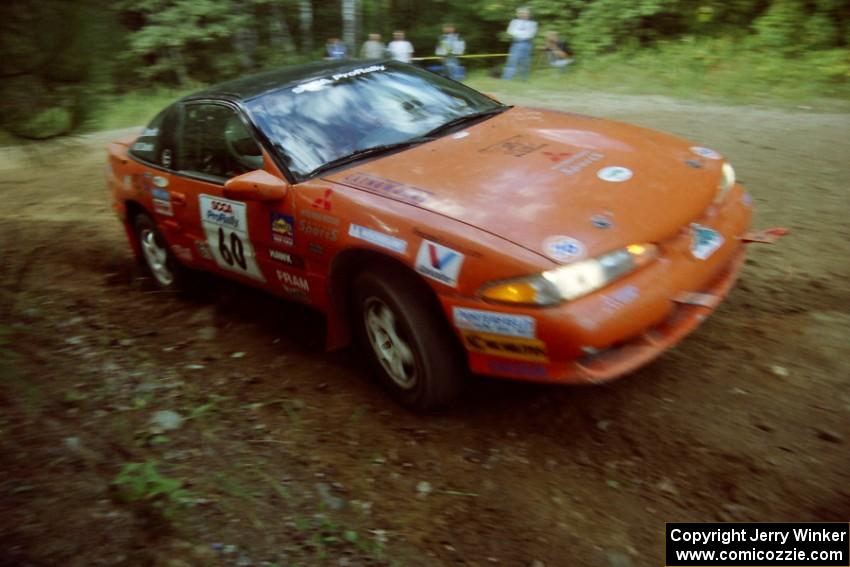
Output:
[[179, 103, 263, 181]]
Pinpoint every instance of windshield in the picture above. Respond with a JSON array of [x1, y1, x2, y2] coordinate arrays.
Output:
[[246, 62, 503, 180]]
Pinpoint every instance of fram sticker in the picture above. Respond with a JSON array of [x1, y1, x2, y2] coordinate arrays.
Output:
[[543, 236, 585, 262], [415, 240, 464, 287], [453, 307, 535, 338], [690, 146, 721, 160], [348, 224, 407, 253], [271, 213, 295, 246], [462, 331, 549, 363], [597, 166, 633, 183]]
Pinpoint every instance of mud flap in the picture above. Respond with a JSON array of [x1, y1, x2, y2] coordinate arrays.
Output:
[[738, 227, 789, 244]]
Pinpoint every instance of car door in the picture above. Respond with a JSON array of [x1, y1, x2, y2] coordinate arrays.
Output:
[[169, 101, 273, 285]]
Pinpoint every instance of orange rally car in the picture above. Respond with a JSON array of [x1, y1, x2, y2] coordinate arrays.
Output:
[[107, 60, 762, 410]]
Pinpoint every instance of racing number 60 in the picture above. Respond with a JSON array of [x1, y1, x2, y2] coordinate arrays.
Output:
[[218, 227, 247, 270]]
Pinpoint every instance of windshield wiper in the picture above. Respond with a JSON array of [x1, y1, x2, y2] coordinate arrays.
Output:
[[307, 106, 509, 178], [421, 105, 510, 138], [308, 138, 434, 178]]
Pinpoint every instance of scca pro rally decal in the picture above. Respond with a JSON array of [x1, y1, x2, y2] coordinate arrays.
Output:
[[271, 212, 295, 246], [200, 195, 265, 282], [453, 307, 535, 339], [415, 240, 464, 287], [461, 332, 549, 363]]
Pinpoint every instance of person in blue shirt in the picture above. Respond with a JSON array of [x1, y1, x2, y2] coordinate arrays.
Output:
[[326, 38, 349, 60]]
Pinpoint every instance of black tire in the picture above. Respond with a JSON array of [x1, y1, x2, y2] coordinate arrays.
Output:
[[352, 263, 466, 411], [133, 213, 185, 291]]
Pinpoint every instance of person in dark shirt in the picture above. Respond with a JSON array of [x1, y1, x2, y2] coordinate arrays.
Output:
[[544, 31, 573, 70]]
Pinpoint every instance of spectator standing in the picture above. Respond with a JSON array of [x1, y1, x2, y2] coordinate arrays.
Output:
[[387, 30, 415, 63], [502, 7, 537, 80], [544, 31, 573, 70], [360, 33, 386, 60], [326, 38, 348, 60], [436, 25, 466, 80]]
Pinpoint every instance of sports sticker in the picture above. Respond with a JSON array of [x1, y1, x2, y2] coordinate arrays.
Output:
[[543, 236, 585, 262], [271, 212, 295, 246], [415, 240, 464, 287], [152, 188, 173, 217], [552, 150, 604, 176], [461, 331, 549, 363], [348, 224, 407, 253], [690, 223, 724, 260], [453, 307, 535, 339], [200, 194, 265, 281], [597, 166, 633, 183], [690, 146, 721, 160]]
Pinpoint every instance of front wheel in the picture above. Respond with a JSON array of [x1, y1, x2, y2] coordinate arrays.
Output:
[[352, 265, 465, 411]]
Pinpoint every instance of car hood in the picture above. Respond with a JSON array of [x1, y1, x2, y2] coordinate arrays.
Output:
[[326, 107, 724, 263]]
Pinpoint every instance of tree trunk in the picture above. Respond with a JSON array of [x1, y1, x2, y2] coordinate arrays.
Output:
[[299, 0, 313, 55], [342, 0, 357, 56], [269, 2, 296, 56]]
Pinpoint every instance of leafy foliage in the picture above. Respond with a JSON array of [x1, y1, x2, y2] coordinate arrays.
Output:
[[0, 0, 847, 138], [113, 460, 191, 517]]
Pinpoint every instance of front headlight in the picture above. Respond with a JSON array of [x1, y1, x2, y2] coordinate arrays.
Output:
[[715, 162, 736, 203], [480, 243, 658, 306]]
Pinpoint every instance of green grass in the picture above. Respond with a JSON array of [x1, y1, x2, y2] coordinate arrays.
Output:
[[82, 86, 197, 132], [467, 39, 850, 108]]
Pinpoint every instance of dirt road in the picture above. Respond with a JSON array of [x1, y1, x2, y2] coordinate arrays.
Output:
[[1, 91, 848, 567]]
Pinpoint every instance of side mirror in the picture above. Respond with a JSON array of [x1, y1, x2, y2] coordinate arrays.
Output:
[[223, 170, 289, 201]]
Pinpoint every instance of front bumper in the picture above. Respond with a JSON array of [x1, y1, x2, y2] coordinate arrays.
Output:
[[443, 185, 754, 384]]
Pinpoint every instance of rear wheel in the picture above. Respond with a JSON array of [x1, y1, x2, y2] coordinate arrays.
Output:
[[134, 213, 184, 291], [352, 264, 465, 411]]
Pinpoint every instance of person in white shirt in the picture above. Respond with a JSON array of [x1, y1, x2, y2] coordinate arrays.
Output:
[[502, 7, 538, 80], [360, 33, 386, 60], [388, 30, 414, 63]]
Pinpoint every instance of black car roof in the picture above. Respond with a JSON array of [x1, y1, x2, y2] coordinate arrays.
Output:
[[181, 59, 393, 102]]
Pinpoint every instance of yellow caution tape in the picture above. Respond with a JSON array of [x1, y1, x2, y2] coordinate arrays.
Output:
[[411, 53, 510, 61]]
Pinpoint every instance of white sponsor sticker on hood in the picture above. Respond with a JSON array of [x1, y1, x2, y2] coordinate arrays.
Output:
[[597, 166, 633, 182], [543, 236, 586, 262], [453, 307, 535, 338], [690, 146, 721, 160]]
